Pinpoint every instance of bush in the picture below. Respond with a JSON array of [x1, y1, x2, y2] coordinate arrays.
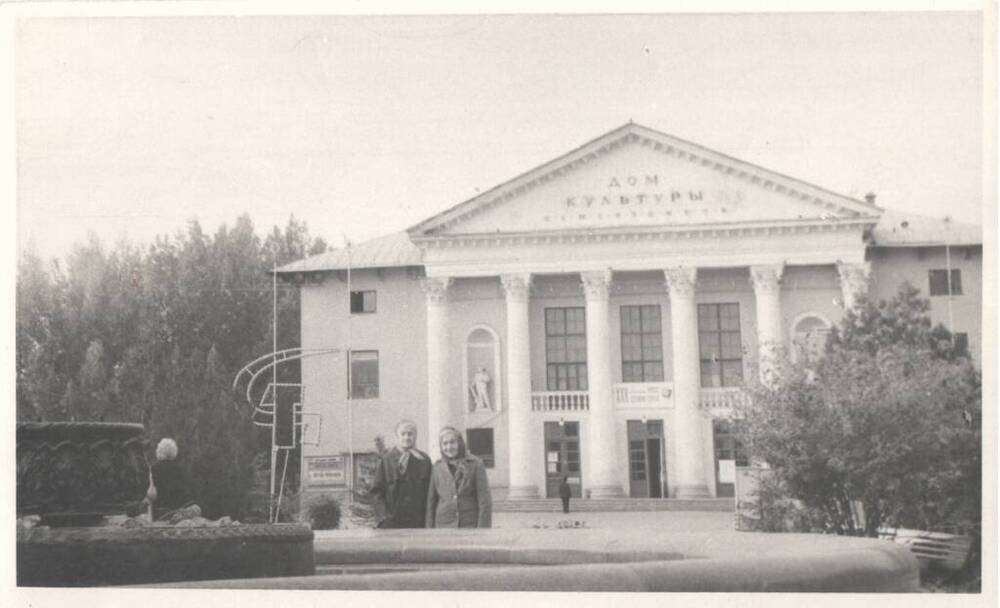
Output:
[[738, 471, 829, 533], [305, 494, 342, 530], [740, 285, 981, 538]]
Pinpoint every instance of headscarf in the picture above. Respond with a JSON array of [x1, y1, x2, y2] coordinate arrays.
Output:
[[438, 426, 468, 487], [395, 420, 425, 474]]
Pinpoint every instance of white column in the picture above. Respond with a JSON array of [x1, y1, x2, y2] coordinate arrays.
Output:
[[500, 273, 538, 499], [750, 264, 785, 384], [581, 270, 624, 498], [422, 276, 452, 460], [837, 262, 871, 312], [664, 266, 710, 499]]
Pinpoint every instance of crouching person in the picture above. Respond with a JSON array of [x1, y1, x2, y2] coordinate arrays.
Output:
[[426, 426, 492, 528]]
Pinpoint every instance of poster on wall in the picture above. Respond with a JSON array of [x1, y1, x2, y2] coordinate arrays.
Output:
[[305, 455, 345, 487], [718, 459, 736, 484], [354, 453, 381, 492], [300, 413, 321, 446]]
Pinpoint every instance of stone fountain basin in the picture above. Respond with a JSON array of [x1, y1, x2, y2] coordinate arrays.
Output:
[[145, 527, 920, 592], [17, 523, 314, 586]]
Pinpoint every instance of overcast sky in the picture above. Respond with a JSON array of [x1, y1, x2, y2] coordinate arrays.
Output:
[[15, 11, 986, 261]]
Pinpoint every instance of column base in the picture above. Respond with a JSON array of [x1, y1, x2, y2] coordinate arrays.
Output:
[[673, 484, 712, 499], [587, 484, 625, 499], [506, 485, 540, 500]]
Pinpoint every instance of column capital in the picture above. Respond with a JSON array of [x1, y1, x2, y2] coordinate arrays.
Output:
[[500, 273, 533, 303], [749, 263, 785, 295], [837, 261, 871, 309], [580, 269, 613, 301], [663, 266, 698, 299], [421, 276, 453, 305]]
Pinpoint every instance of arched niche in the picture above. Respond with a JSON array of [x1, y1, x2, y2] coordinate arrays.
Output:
[[463, 325, 502, 414], [789, 312, 833, 364]]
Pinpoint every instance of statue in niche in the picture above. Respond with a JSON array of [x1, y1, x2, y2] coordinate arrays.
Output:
[[470, 367, 492, 412]]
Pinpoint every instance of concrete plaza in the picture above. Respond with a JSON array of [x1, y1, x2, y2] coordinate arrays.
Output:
[[491, 509, 734, 532], [337, 509, 734, 533]]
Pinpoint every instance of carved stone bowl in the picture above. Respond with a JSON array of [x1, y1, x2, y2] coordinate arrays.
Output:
[[17, 422, 147, 526]]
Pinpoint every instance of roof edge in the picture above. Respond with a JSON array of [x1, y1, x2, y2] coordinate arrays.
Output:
[[408, 122, 880, 237]]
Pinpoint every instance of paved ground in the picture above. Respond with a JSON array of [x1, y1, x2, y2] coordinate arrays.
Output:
[[337, 509, 734, 532], [275, 521, 920, 592], [491, 509, 734, 531]]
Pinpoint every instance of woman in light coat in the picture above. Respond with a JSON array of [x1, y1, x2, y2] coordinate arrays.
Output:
[[426, 426, 492, 528]]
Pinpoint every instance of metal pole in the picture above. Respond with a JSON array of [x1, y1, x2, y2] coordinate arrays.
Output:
[[945, 241, 955, 345], [296, 354, 302, 499], [276, 447, 290, 520], [345, 239, 354, 510], [269, 257, 278, 522]]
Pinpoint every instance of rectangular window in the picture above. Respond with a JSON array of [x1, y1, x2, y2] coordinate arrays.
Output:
[[713, 420, 749, 466], [350, 290, 377, 313], [928, 269, 962, 296], [629, 440, 647, 481], [620, 305, 664, 382], [545, 307, 588, 391], [698, 303, 744, 388], [954, 332, 969, 355], [466, 428, 495, 468], [349, 350, 379, 399]]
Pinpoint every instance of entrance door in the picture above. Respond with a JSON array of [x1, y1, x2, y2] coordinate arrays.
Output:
[[627, 420, 666, 498], [646, 439, 662, 498], [543, 421, 582, 498], [713, 420, 748, 497]]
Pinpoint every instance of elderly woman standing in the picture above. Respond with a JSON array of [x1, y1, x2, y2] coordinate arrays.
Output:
[[426, 426, 492, 528]]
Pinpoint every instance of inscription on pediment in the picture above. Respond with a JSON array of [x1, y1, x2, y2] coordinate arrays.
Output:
[[551, 174, 744, 224], [439, 143, 846, 235]]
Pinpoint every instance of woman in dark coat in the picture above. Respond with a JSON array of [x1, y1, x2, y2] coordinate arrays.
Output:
[[369, 420, 432, 528], [147, 438, 188, 517], [426, 426, 492, 528]]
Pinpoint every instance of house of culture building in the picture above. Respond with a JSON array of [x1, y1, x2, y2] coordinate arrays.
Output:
[[278, 123, 981, 502]]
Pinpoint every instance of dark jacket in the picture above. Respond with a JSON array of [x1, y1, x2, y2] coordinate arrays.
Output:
[[426, 454, 492, 528], [150, 459, 187, 510], [559, 479, 572, 500], [369, 446, 432, 528]]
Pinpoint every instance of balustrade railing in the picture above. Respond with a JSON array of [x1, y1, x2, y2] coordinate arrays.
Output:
[[528, 387, 746, 413], [530, 391, 589, 412], [699, 387, 750, 414]]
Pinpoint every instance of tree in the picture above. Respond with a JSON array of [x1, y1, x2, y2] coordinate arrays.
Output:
[[740, 284, 981, 538], [15, 215, 327, 519]]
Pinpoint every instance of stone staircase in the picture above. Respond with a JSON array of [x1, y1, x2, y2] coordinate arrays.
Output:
[[492, 497, 734, 512]]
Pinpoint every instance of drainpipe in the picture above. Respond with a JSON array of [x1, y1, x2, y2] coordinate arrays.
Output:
[[944, 218, 955, 345], [345, 239, 354, 511]]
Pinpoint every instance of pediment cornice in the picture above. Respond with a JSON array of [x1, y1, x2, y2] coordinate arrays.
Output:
[[418, 216, 874, 249], [408, 123, 881, 239]]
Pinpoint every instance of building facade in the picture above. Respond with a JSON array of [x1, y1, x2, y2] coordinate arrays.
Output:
[[280, 123, 981, 501]]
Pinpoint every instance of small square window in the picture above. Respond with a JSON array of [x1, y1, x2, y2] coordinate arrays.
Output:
[[466, 428, 495, 468], [928, 270, 962, 296], [349, 350, 379, 399], [350, 290, 377, 313]]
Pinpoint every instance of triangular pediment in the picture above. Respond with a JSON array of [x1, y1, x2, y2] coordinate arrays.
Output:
[[408, 123, 881, 238]]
